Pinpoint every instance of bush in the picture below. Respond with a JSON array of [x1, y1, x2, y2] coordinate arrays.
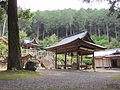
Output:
[[83, 59, 92, 65], [0, 40, 8, 59], [83, 57, 92, 65], [25, 61, 39, 71]]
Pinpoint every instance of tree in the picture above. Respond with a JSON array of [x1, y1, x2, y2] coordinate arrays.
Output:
[[7, 0, 22, 70], [108, 38, 120, 49], [39, 34, 60, 48], [0, 7, 7, 36], [83, 0, 120, 18]]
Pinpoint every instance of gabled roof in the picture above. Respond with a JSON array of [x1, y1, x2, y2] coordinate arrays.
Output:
[[23, 39, 38, 44], [88, 48, 120, 57], [105, 49, 120, 58], [45, 31, 106, 55], [22, 39, 42, 49], [46, 31, 94, 49], [23, 39, 31, 44]]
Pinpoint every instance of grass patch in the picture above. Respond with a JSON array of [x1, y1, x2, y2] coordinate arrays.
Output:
[[46, 88, 80, 90], [108, 75, 120, 80], [0, 70, 44, 80]]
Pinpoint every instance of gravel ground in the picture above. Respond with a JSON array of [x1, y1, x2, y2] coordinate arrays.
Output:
[[0, 69, 120, 90]]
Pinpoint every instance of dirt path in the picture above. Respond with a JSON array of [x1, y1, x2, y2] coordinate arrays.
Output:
[[0, 69, 120, 90]]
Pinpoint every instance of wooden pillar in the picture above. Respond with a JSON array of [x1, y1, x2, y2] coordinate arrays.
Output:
[[92, 52, 96, 71], [71, 56, 73, 65], [64, 52, 67, 69], [71, 53, 73, 65], [77, 49, 80, 70], [109, 58, 111, 69], [81, 56, 83, 69], [55, 50, 57, 69]]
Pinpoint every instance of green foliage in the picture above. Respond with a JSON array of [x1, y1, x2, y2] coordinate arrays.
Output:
[[57, 55, 65, 61], [107, 38, 120, 49], [18, 9, 35, 21], [0, 1, 7, 12], [82, 57, 92, 64], [57, 55, 71, 61], [96, 40, 109, 47], [0, 7, 6, 21], [92, 35, 120, 49], [19, 31, 29, 42], [57, 55, 92, 64], [0, 40, 8, 58], [91, 35, 108, 41], [39, 34, 61, 48]]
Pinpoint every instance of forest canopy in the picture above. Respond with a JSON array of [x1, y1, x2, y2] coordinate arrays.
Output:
[[0, 6, 120, 49]]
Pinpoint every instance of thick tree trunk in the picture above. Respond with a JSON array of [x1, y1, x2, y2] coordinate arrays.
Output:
[[7, 0, 22, 70]]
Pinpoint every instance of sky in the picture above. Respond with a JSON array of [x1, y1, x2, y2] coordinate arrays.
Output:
[[17, 0, 110, 11]]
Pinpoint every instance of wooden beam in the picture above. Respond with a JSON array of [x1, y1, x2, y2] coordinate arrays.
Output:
[[55, 50, 57, 69], [80, 47, 94, 52], [64, 52, 67, 69], [92, 52, 96, 71]]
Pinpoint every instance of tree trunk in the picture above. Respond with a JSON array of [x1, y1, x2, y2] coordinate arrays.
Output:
[[98, 25, 100, 39], [36, 23, 39, 40], [2, 16, 7, 37], [0, 24, 2, 36], [89, 22, 92, 35], [56, 28, 59, 37], [83, 19, 86, 30], [69, 23, 72, 35], [106, 24, 109, 41], [95, 25, 97, 35], [7, 0, 22, 70], [66, 24, 68, 37], [42, 31, 44, 40], [115, 26, 118, 39]]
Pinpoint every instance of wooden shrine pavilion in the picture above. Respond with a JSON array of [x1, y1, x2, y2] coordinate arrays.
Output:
[[45, 31, 106, 70], [22, 39, 42, 49]]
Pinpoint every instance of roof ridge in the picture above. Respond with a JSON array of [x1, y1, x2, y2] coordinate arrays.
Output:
[[63, 30, 87, 39]]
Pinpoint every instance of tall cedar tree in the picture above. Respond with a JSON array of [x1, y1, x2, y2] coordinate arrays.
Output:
[[7, 0, 22, 70]]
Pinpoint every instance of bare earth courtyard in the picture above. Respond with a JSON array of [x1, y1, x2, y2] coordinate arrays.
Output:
[[0, 69, 120, 90]]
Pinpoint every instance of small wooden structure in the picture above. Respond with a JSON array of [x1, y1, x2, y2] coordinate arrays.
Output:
[[22, 39, 42, 49], [88, 48, 120, 68], [105, 49, 120, 68], [45, 31, 106, 70]]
